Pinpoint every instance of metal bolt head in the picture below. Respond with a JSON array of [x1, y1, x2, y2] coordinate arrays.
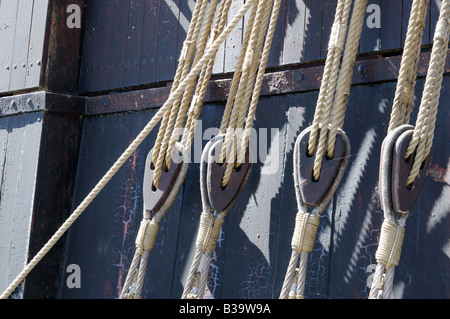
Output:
[[358, 64, 367, 75], [295, 72, 304, 82]]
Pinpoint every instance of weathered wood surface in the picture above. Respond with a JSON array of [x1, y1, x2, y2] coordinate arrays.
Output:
[[0, 92, 83, 299], [0, 112, 43, 298], [79, 0, 442, 93], [0, 0, 49, 94], [0, 0, 84, 96], [60, 75, 449, 299], [0, 0, 448, 300], [23, 111, 83, 299]]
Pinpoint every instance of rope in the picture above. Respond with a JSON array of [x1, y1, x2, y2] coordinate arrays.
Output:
[[220, 0, 282, 187], [181, 0, 234, 152], [0, 0, 258, 300], [388, 0, 430, 133], [119, 0, 241, 299], [405, 0, 450, 185], [219, 0, 271, 187], [291, 212, 320, 253], [282, 212, 319, 300], [279, 0, 367, 299], [152, 0, 216, 188], [307, 0, 351, 177], [182, 0, 283, 298], [369, 0, 449, 299], [307, 0, 367, 181]]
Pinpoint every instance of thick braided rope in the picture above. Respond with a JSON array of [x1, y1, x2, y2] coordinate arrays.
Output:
[[371, 3, 450, 297], [237, 0, 283, 165], [368, 0, 430, 300], [219, 0, 270, 187], [308, 0, 352, 181], [388, 0, 430, 132], [181, 0, 233, 152], [219, 5, 258, 136], [0, 0, 257, 300], [165, 0, 229, 165], [121, 1, 231, 300], [221, 1, 272, 185], [232, 1, 273, 136], [405, 0, 450, 185], [307, 0, 348, 157], [222, 0, 282, 186], [279, 1, 364, 294], [310, 0, 367, 181], [151, 0, 208, 184], [182, 2, 283, 298], [153, 0, 217, 187], [221, 1, 269, 143], [369, 1, 449, 299], [161, 0, 218, 167], [326, 0, 369, 158]]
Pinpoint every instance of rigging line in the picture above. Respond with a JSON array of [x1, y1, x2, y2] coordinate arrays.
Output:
[[369, 0, 450, 299], [120, 0, 233, 299], [152, 0, 216, 188], [0, 0, 258, 300], [405, 0, 450, 185], [182, 0, 283, 299], [220, 0, 276, 188], [279, 0, 368, 299]]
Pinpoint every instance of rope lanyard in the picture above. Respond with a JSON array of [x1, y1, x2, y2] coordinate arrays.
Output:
[[181, 0, 283, 299], [279, 0, 368, 299], [369, 0, 450, 299], [0, 0, 258, 300], [119, 0, 229, 299]]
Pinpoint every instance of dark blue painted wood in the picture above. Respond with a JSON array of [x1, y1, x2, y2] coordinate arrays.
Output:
[[59, 76, 449, 299]]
